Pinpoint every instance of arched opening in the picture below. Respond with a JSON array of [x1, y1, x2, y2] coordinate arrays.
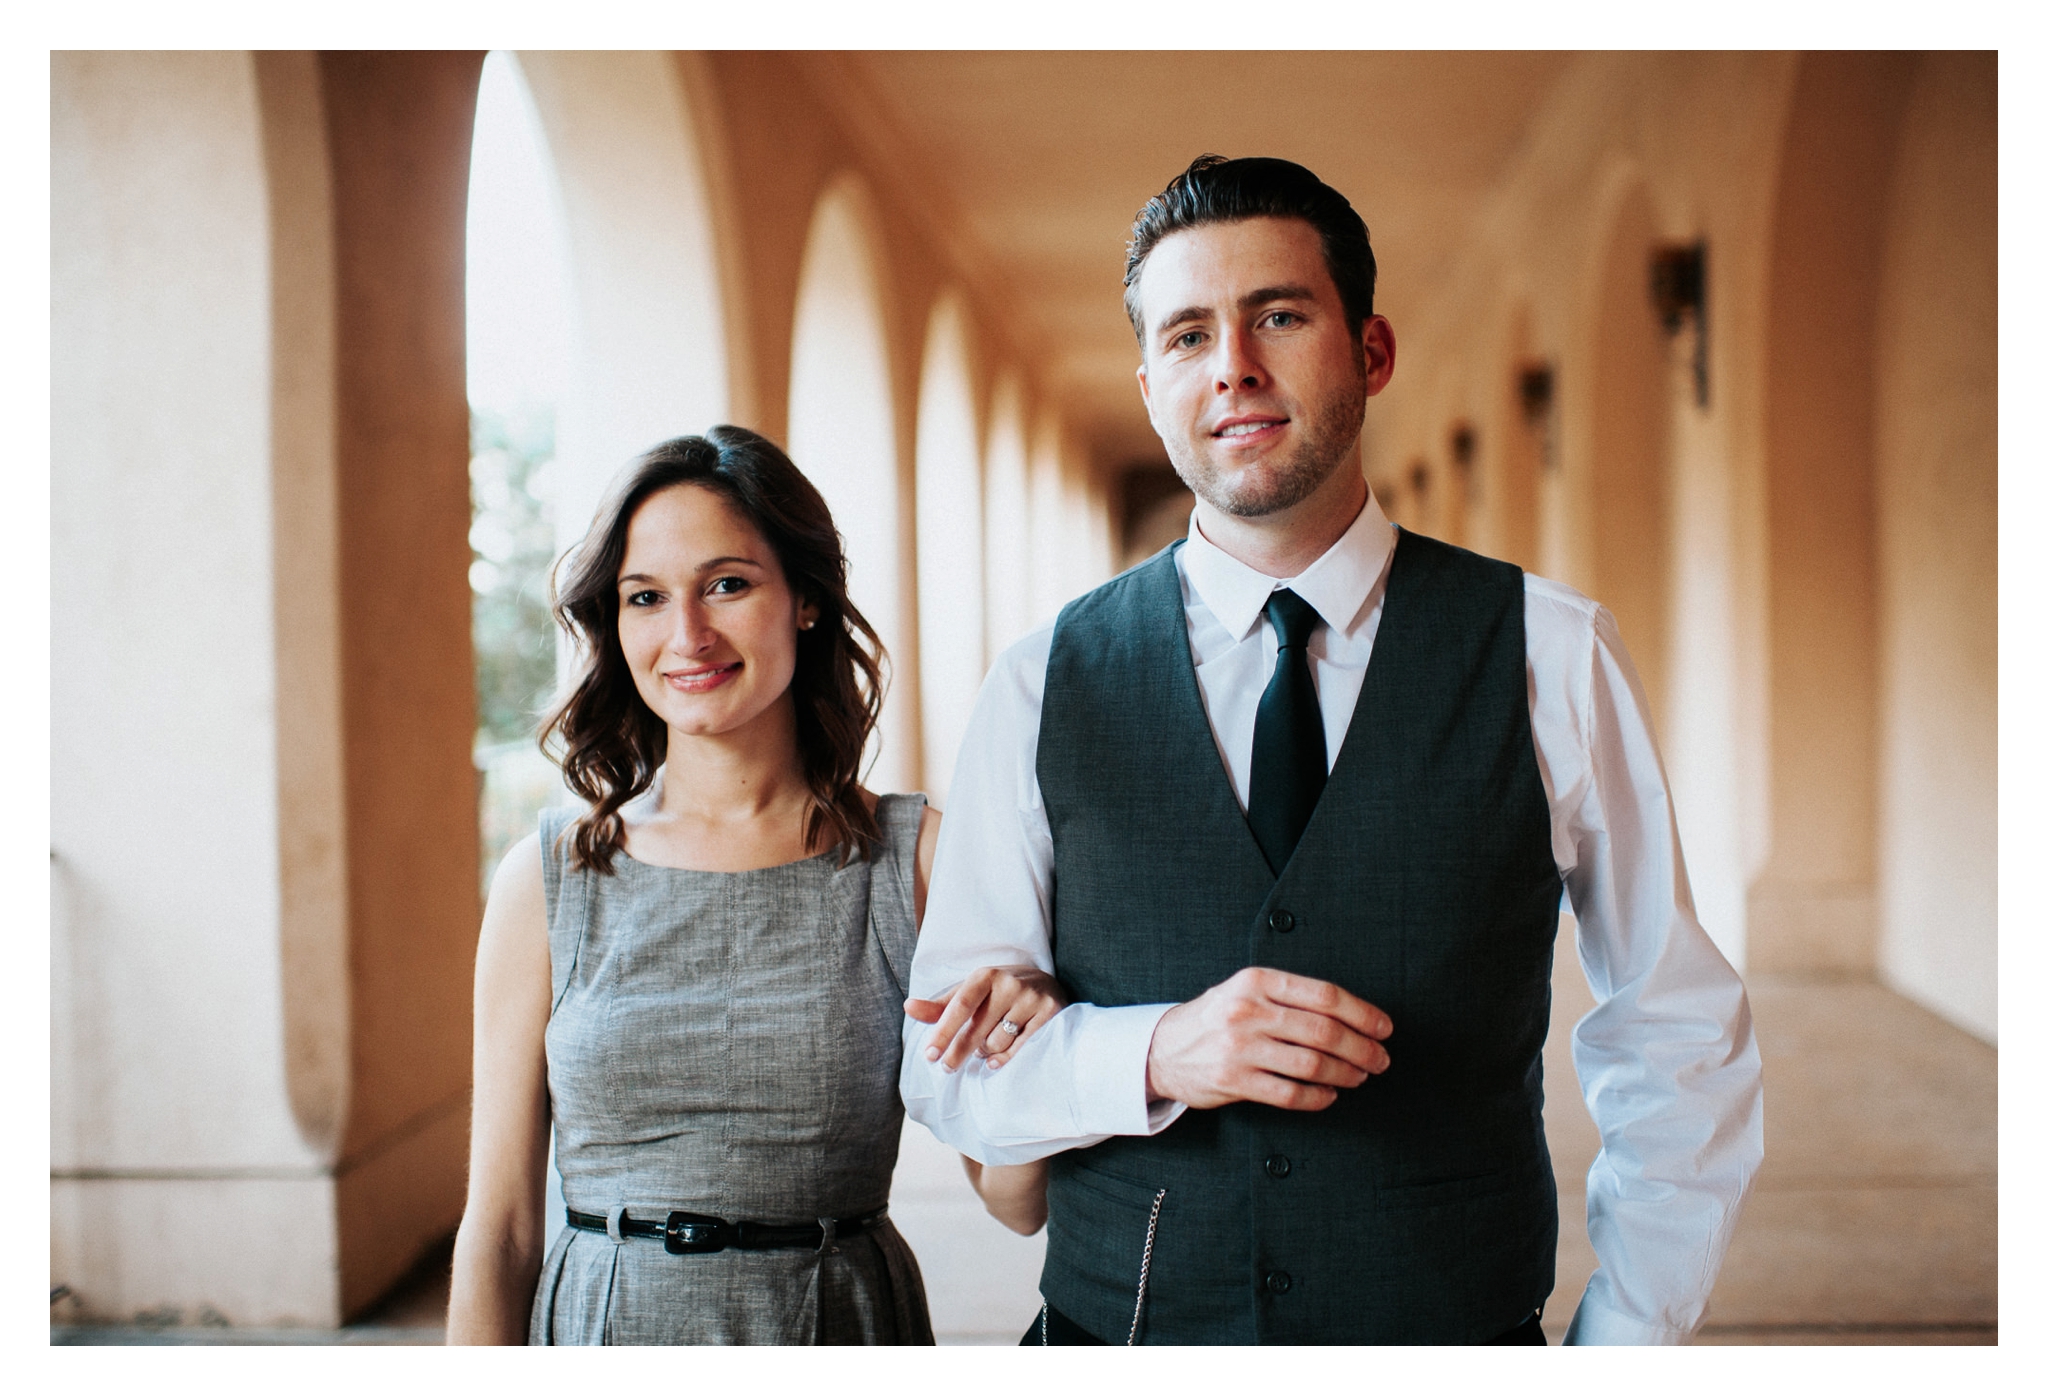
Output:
[[1059, 454, 1114, 605], [466, 50, 575, 893], [1585, 186, 1673, 728], [1482, 310, 1543, 573], [982, 371, 1034, 657], [1872, 53, 1997, 1039], [1119, 463, 1195, 571], [1026, 409, 1068, 629], [515, 50, 731, 540], [914, 292, 985, 802], [1750, 53, 1916, 975], [788, 175, 911, 792]]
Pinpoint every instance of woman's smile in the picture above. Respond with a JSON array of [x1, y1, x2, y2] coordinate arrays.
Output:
[[663, 659, 742, 693]]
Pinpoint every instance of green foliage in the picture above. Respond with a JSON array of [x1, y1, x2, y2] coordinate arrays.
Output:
[[470, 406, 559, 749]]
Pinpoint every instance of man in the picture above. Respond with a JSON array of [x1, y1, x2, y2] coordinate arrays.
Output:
[[901, 155, 1762, 1345]]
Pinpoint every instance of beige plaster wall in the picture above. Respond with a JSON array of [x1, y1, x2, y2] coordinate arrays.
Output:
[[789, 173, 916, 790], [1364, 52, 1802, 971], [1585, 184, 1673, 731], [915, 290, 986, 804], [56, 50, 1994, 1331], [55, 48, 494, 1326], [317, 50, 486, 1316], [1873, 54, 1997, 1042], [51, 48, 340, 1323], [1353, 51, 1994, 1028], [983, 371, 1035, 657], [254, 50, 353, 1173], [1750, 54, 1916, 974]]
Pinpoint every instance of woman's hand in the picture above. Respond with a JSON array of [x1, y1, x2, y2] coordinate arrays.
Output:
[[906, 965, 1067, 1071]]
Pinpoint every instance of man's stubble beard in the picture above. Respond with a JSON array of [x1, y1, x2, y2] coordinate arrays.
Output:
[[1162, 355, 1371, 520]]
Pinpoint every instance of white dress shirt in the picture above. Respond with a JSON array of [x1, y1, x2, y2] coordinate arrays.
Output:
[[901, 492, 1763, 1345]]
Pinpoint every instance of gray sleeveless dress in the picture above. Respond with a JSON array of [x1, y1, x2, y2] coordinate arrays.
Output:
[[527, 793, 935, 1345]]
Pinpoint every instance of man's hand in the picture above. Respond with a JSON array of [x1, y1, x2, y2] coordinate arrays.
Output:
[[1145, 967, 1392, 1110]]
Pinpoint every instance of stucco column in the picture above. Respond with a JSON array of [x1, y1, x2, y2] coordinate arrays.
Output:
[[52, 48, 487, 1327]]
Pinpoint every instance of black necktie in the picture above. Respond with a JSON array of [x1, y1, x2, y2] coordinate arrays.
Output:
[[1248, 589, 1327, 875]]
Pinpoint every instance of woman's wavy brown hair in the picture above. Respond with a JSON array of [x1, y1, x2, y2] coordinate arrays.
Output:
[[540, 427, 887, 873]]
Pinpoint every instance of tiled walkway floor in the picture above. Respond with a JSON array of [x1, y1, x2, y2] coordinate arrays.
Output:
[[56, 948, 1995, 1345], [1540, 950, 1996, 1343]]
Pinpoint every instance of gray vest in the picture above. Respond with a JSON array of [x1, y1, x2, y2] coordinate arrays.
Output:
[[1036, 530, 1560, 1344]]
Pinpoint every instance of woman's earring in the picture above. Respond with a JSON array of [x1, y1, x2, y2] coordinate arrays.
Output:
[[799, 618, 815, 631]]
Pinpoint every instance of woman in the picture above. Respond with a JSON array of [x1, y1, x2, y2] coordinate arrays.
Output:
[[448, 427, 1062, 1344]]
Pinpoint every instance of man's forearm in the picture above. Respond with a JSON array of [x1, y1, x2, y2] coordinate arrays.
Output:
[[899, 1001, 1183, 1164]]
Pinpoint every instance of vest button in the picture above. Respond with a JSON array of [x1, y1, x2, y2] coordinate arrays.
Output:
[[1268, 909, 1294, 933], [1265, 1153, 1292, 1179], [1264, 1269, 1293, 1295]]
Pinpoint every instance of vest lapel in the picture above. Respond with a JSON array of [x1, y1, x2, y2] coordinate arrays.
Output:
[[1143, 543, 1275, 883]]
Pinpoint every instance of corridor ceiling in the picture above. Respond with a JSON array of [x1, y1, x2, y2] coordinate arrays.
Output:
[[837, 52, 1577, 467]]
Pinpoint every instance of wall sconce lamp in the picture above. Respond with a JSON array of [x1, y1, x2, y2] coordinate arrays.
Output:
[[1516, 363, 1558, 473], [1447, 421, 1478, 503], [1516, 364, 1553, 424], [1650, 240, 1709, 408], [1449, 422, 1476, 472]]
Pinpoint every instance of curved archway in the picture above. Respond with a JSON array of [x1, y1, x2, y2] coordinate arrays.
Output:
[[515, 50, 730, 540], [1871, 54, 1996, 1038], [788, 174, 910, 791], [914, 291, 985, 801], [466, 51, 577, 887], [982, 372, 1034, 657], [1585, 184, 1673, 728], [1027, 408, 1069, 630], [1751, 53, 1916, 976], [1472, 305, 1541, 571]]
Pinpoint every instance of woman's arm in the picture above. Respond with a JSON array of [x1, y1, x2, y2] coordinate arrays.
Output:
[[446, 833, 554, 1345], [913, 801, 942, 928], [910, 802, 1055, 1236], [960, 1157, 1050, 1236]]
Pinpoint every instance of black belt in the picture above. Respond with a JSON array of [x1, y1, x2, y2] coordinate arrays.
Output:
[[565, 1206, 888, 1255]]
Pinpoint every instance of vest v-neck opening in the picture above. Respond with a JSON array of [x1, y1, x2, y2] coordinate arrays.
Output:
[[1152, 541, 1279, 882]]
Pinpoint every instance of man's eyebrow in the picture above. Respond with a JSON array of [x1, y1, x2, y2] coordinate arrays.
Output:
[[1240, 283, 1318, 310], [1155, 304, 1213, 339]]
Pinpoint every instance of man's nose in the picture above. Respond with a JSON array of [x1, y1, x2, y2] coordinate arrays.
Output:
[[1213, 326, 1263, 392]]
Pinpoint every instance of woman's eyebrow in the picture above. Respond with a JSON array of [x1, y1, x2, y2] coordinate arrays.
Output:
[[617, 556, 765, 588]]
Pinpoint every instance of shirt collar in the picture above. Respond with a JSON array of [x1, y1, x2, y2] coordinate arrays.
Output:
[[1179, 488, 1397, 643]]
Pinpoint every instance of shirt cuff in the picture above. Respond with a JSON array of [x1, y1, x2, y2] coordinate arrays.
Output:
[[1062, 1001, 1186, 1138], [1562, 1292, 1693, 1346]]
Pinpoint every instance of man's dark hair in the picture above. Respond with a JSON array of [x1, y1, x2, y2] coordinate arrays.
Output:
[[1123, 154, 1378, 346]]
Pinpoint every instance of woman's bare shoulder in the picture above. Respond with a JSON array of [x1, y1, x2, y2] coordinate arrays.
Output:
[[481, 831, 548, 940]]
